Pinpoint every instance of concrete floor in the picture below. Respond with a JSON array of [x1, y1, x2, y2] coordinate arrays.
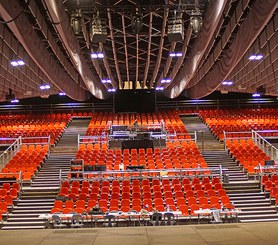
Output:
[[1, 222, 278, 245]]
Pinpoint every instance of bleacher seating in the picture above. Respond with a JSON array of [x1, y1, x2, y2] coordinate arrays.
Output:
[[59, 110, 237, 224], [0, 113, 71, 145], [85, 111, 189, 139], [226, 139, 271, 174], [75, 141, 207, 171], [0, 145, 49, 181], [0, 182, 21, 222], [199, 108, 278, 140], [56, 177, 233, 216]]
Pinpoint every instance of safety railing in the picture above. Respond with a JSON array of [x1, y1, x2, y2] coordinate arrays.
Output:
[[254, 164, 278, 191], [253, 130, 278, 139], [63, 166, 227, 184], [0, 136, 50, 171], [21, 136, 51, 145], [166, 132, 197, 143], [0, 171, 22, 183], [78, 135, 108, 147], [252, 130, 278, 163], [0, 137, 22, 171]]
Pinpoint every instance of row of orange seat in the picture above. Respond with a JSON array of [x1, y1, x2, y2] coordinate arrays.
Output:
[[76, 141, 206, 170], [85, 111, 189, 136], [0, 113, 71, 145], [54, 177, 232, 214], [1, 145, 49, 180], [199, 108, 278, 140], [226, 139, 271, 173], [0, 182, 21, 221], [261, 175, 278, 208]]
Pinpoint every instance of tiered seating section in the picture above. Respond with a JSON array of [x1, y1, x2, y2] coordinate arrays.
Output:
[[1, 145, 49, 181], [0, 182, 20, 221], [0, 113, 71, 145], [226, 139, 271, 174], [261, 175, 278, 209], [56, 177, 233, 216], [75, 141, 207, 171], [199, 108, 278, 140], [85, 111, 189, 138]]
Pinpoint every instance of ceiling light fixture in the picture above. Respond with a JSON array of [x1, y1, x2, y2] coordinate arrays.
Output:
[[249, 54, 264, 60], [155, 87, 164, 91], [101, 78, 112, 84], [222, 81, 234, 86], [169, 52, 183, 57], [252, 93, 261, 97], [10, 60, 25, 67], [40, 84, 50, 90], [161, 78, 171, 84], [91, 52, 104, 59]]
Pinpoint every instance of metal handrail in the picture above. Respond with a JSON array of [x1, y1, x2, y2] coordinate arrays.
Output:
[[59, 169, 62, 187], [0, 137, 22, 170], [166, 132, 196, 142], [21, 136, 50, 145], [252, 130, 278, 162], [66, 167, 228, 182], [78, 135, 108, 145], [219, 165, 223, 184]]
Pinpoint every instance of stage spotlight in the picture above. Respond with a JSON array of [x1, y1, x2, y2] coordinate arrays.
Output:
[[131, 12, 143, 34], [167, 13, 184, 42], [90, 14, 107, 43], [190, 11, 202, 34], [70, 10, 82, 35]]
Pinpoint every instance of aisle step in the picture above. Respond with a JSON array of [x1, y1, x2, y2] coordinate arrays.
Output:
[[1, 226, 46, 230], [1, 118, 91, 230], [181, 114, 278, 223]]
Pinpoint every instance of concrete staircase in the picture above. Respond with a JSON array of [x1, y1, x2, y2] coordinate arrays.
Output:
[[1, 118, 91, 230], [226, 182, 278, 222], [201, 151, 248, 182], [181, 114, 278, 222]]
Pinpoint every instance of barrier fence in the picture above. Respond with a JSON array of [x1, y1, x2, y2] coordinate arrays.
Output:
[[252, 130, 278, 163], [0, 136, 50, 171], [223, 130, 278, 163], [61, 166, 228, 185]]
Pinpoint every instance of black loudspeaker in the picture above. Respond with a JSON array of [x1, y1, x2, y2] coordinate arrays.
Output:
[[92, 165, 106, 171], [84, 166, 93, 172], [126, 165, 145, 171], [265, 160, 275, 166], [143, 132, 150, 139], [122, 139, 154, 150], [136, 132, 150, 140]]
